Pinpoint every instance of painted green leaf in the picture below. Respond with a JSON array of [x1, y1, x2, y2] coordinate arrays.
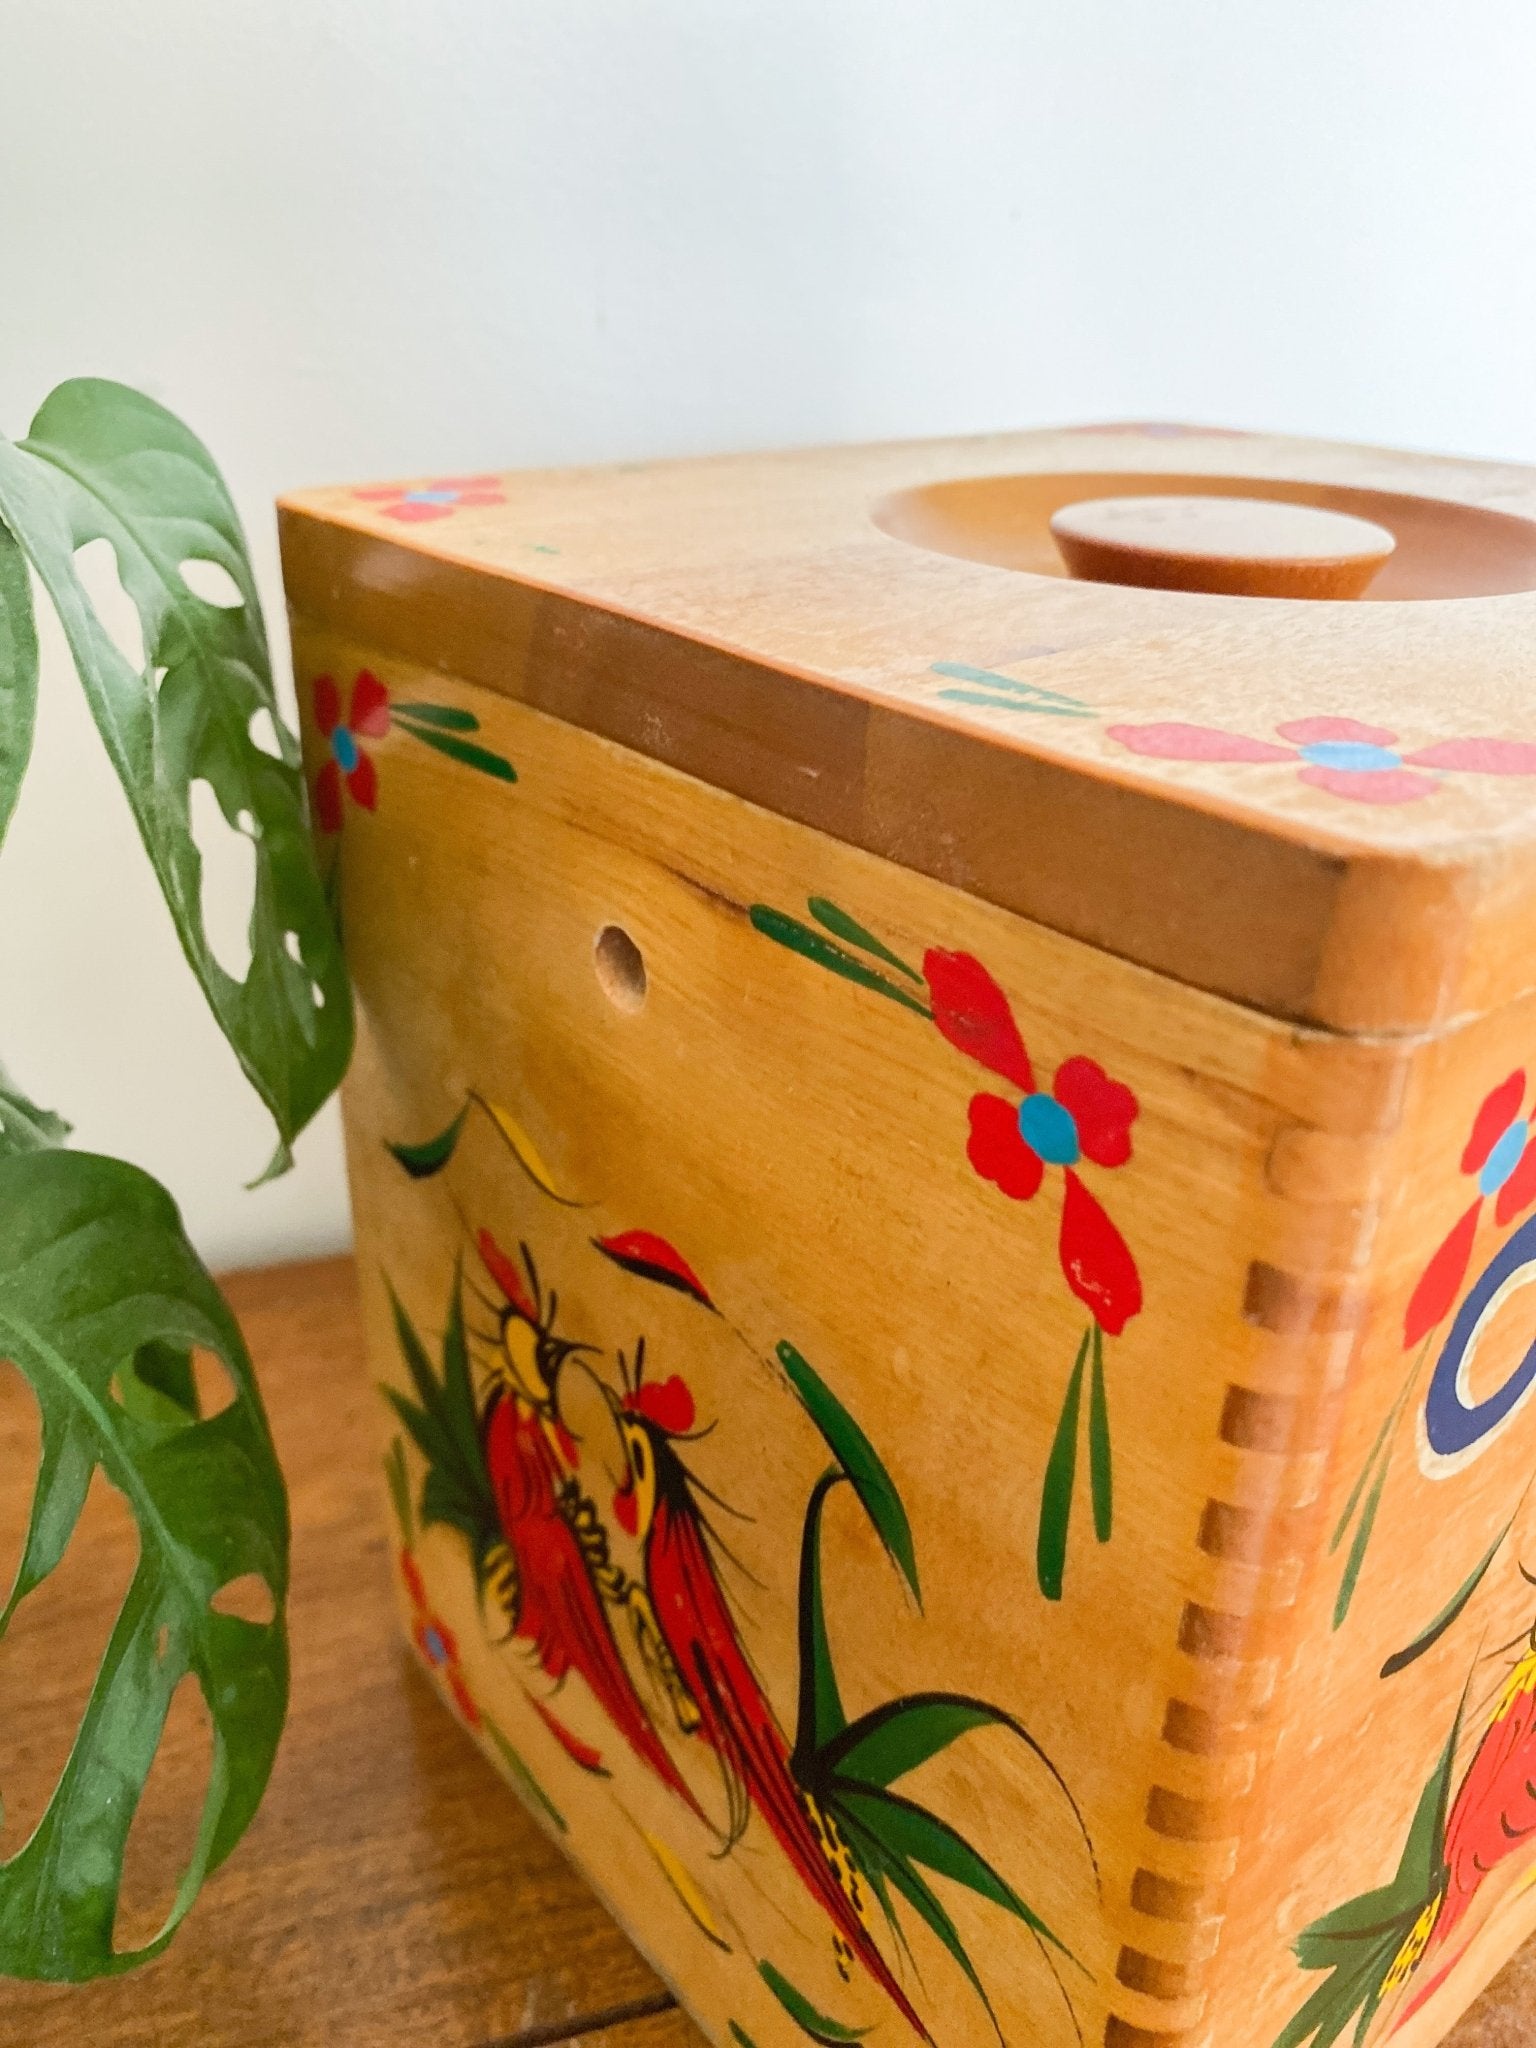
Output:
[[1333, 1452, 1392, 1630], [386, 1104, 470, 1179], [0, 381, 352, 1176], [0, 1063, 69, 1160], [1271, 1718, 1456, 2048], [0, 1148, 289, 1979], [1037, 1331, 1089, 1601], [0, 519, 38, 850], [405, 723, 517, 783], [757, 1959, 872, 2044], [484, 1717, 566, 1833], [777, 1340, 918, 1601], [729, 2024, 760, 2048], [929, 661, 1091, 714], [390, 699, 480, 732], [841, 1819, 1001, 2042], [1381, 1523, 1513, 1679], [1087, 1324, 1112, 1544], [384, 1437, 415, 1545], [934, 688, 1095, 718], [748, 906, 932, 1017], [793, 1470, 849, 1767], [819, 1694, 1016, 1787], [384, 1274, 500, 1583], [833, 1784, 1070, 1957], [806, 899, 922, 983]]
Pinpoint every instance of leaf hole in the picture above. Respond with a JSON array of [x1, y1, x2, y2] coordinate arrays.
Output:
[[178, 557, 243, 609], [283, 930, 303, 963], [188, 779, 256, 984], [594, 923, 647, 1013], [311, 980, 326, 1008], [156, 1624, 172, 1662], [0, 1463, 138, 1856], [209, 1572, 276, 1627], [0, 1362, 42, 1615], [189, 1346, 239, 1420], [114, 1672, 213, 1956], [248, 707, 283, 758], [72, 536, 146, 673]]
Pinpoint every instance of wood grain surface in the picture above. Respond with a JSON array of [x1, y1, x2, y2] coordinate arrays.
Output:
[[0, 1257, 703, 2048], [0, 1255, 1530, 2047]]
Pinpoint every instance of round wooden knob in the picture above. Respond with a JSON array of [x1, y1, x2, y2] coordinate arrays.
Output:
[[1049, 494, 1397, 599]]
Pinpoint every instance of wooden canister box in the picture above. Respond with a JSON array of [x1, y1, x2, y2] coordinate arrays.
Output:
[[280, 426, 1536, 2048]]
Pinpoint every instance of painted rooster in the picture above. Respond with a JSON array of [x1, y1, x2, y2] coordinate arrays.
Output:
[[607, 1338, 933, 2040], [386, 1233, 704, 1818]]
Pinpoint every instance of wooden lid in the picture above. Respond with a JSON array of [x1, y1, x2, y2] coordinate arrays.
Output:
[[278, 424, 1536, 1038]]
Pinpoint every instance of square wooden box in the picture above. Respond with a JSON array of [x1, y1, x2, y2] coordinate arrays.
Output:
[[281, 426, 1536, 2048]]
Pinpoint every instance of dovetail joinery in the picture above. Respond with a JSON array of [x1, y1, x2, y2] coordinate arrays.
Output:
[[1102, 1086, 1401, 2048]]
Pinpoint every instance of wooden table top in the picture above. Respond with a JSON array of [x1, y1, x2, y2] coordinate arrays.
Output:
[[0, 1255, 1532, 2048]]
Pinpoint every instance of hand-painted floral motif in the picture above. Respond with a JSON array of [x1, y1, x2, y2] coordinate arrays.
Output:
[[309, 669, 517, 833], [748, 895, 1142, 1599], [353, 473, 506, 523], [1273, 1623, 1536, 2046], [1405, 1072, 1536, 1346], [380, 1136, 1096, 2044], [1331, 1071, 1536, 1637], [313, 669, 389, 829], [399, 1547, 481, 1727], [1106, 715, 1536, 807]]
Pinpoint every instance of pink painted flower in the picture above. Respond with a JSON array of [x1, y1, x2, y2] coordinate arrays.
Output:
[[354, 474, 505, 523], [1106, 716, 1536, 807], [312, 670, 390, 831], [400, 1549, 481, 1726]]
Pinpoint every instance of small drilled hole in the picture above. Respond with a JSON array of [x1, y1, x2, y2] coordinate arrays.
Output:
[[594, 924, 646, 1012]]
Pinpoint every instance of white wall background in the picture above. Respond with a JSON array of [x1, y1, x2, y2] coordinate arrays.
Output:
[[3, 0, 1535, 1270]]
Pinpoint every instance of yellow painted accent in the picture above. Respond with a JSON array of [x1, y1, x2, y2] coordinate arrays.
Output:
[[478, 1095, 584, 1205], [642, 1831, 731, 1952]]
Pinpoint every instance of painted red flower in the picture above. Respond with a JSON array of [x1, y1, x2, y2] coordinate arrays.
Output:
[[354, 474, 505, 523], [1404, 1071, 1536, 1345], [312, 670, 391, 831], [399, 1547, 480, 1726], [924, 948, 1142, 1334]]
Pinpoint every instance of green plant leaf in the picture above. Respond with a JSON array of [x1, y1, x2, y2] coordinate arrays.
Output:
[[0, 380, 352, 1176], [0, 1147, 288, 1979], [1381, 1523, 1514, 1679], [404, 724, 517, 782], [749, 906, 932, 1016], [793, 1471, 849, 1767], [806, 899, 922, 983], [0, 520, 38, 850], [1037, 1331, 1089, 1601], [0, 1063, 69, 1160], [390, 700, 480, 732], [777, 1340, 918, 1602], [1087, 1324, 1112, 1544], [757, 1959, 872, 2044], [386, 1105, 469, 1179], [832, 1785, 1071, 1959]]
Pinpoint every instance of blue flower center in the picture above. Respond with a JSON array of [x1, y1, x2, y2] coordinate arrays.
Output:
[[1480, 1119, 1529, 1197], [331, 727, 360, 773], [421, 1625, 449, 1666], [1018, 1092, 1080, 1166], [1298, 740, 1402, 774], [405, 488, 458, 505]]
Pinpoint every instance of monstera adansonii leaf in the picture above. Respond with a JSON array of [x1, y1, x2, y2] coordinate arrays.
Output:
[[0, 377, 352, 1177], [0, 1143, 289, 1979]]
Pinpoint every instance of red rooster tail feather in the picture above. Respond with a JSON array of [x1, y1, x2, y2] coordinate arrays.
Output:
[[650, 1494, 931, 2042], [486, 1400, 706, 1821]]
